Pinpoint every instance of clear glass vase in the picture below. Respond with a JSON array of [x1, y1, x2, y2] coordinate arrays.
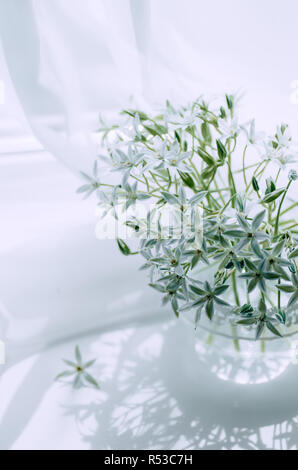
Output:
[[182, 305, 298, 385]]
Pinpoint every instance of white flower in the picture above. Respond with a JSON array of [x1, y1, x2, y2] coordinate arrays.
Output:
[[274, 153, 298, 169], [241, 119, 264, 146], [144, 140, 191, 177], [261, 142, 298, 169], [273, 124, 292, 149], [96, 188, 120, 219], [289, 169, 298, 181], [218, 117, 240, 139], [101, 145, 144, 179], [166, 103, 200, 130], [261, 125, 298, 168]]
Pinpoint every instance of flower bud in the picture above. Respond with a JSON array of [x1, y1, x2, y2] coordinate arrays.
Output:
[[289, 169, 298, 181]]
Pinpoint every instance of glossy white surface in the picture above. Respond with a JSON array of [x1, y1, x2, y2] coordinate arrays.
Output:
[[2, 318, 298, 450]]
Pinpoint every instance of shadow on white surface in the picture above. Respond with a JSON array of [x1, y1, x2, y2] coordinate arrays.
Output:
[[2, 319, 298, 450]]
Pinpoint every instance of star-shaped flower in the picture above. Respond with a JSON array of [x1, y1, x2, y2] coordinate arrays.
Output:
[[239, 259, 281, 293], [56, 346, 100, 390]]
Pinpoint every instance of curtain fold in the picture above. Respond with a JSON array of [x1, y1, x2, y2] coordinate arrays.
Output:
[[0, 0, 152, 172], [1, 0, 298, 172]]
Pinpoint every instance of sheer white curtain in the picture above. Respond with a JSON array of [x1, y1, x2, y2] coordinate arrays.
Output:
[[0, 0, 151, 171], [1, 0, 298, 172]]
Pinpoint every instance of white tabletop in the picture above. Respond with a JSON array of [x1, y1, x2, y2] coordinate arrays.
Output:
[[1, 316, 298, 450]]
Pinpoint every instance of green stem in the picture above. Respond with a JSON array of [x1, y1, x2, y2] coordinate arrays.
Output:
[[242, 145, 248, 187], [261, 340, 266, 354], [232, 270, 240, 307], [228, 167, 237, 208], [231, 325, 241, 352], [274, 181, 292, 237]]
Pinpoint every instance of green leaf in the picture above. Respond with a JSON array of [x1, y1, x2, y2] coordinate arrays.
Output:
[[265, 177, 276, 193], [220, 106, 226, 119], [174, 130, 181, 143], [201, 166, 216, 179], [239, 273, 254, 280], [206, 300, 214, 320], [276, 309, 287, 325], [252, 210, 266, 231], [214, 297, 230, 306], [226, 94, 234, 110], [240, 304, 254, 314], [192, 298, 207, 308], [171, 296, 179, 317], [248, 277, 258, 293], [213, 285, 229, 295], [266, 322, 282, 338], [261, 188, 285, 204], [289, 248, 298, 259], [288, 291, 298, 307], [258, 296, 267, 314], [236, 214, 250, 231], [178, 171, 196, 190], [149, 283, 166, 293], [197, 148, 215, 166], [276, 284, 295, 293], [194, 307, 203, 329], [251, 239, 263, 258], [201, 122, 212, 143], [144, 125, 163, 137], [190, 285, 206, 296], [263, 272, 281, 280], [161, 192, 180, 205], [273, 240, 285, 256], [189, 191, 207, 204], [256, 322, 265, 340], [117, 239, 131, 256], [224, 229, 246, 238], [216, 139, 227, 161], [122, 109, 148, 121], [245, 258, 258, 271], [237, 318, 257, 326], [252, 177, 259, 192]]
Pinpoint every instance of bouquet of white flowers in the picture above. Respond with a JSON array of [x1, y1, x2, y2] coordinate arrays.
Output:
[[78, 94, 298, 341]]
